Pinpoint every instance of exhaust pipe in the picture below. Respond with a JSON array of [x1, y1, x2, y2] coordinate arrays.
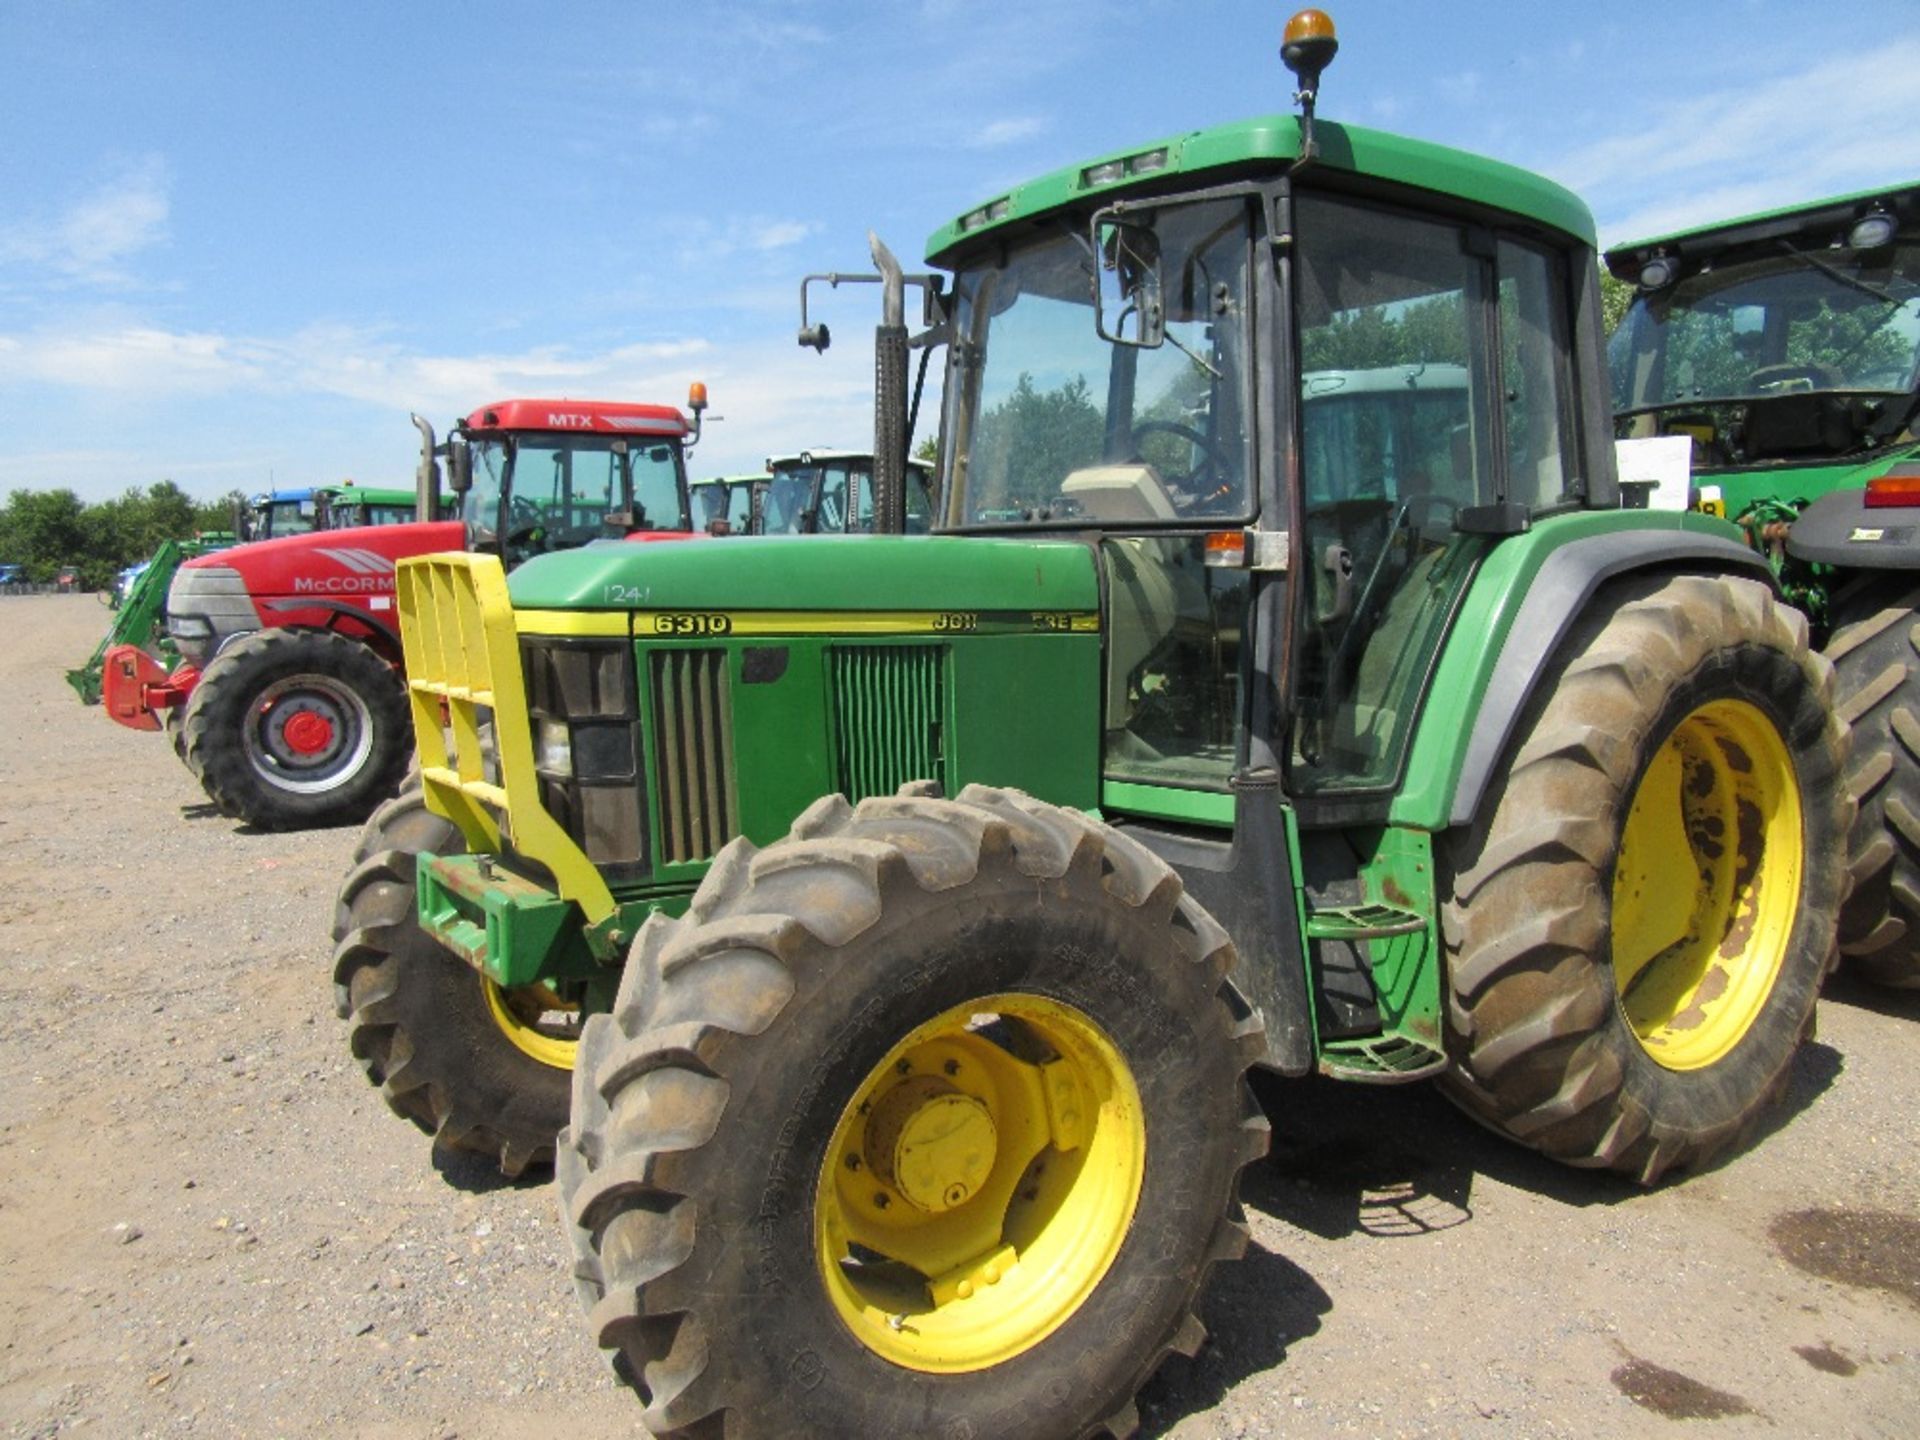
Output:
[[870, 232, 908, 536], [411, 414, 441, 521]]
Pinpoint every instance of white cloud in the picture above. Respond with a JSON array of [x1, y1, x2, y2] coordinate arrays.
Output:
[[1546, 40, 1920, 245], [0, 319, 709, 414], [0, 156, 170, 285], [968, 116, 1046, 150], [753, 220, 820, 251]]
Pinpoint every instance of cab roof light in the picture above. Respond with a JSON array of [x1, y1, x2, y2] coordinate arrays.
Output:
[[1849, 210, 1898, 250], [1638, 253, 1678, 290]]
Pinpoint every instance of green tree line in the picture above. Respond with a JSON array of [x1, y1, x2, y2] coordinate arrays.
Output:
[[0, 482, 241, 589]]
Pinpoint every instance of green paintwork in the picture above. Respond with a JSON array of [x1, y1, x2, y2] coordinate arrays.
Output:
[[1100, 779, 1234, 828], [925, 115, 1595, 266], [1302, 826, 1445, 1080], [1392, 507, 1744, 832], [634, 629, 1103, 877], [66, 537, 212, 704], [417, 853, 598, 988], [1694, 444, 1920, 526], [507, 533, 1100, 613]]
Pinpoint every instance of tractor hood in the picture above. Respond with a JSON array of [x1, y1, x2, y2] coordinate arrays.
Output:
[[505, 533, 1100, 614], [176, 520, 466, 596]]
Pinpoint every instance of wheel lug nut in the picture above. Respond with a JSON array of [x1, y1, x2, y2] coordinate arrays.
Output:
[[845, 1153, 862, 1171], [895, 1059, 912, 1075], [944, 1059, 960, 1076], [874, 1192, 890, 1210]]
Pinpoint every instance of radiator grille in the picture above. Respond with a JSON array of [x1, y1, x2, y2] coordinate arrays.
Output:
[[830, 644, 946, 803], [651, 649, 738, 864]]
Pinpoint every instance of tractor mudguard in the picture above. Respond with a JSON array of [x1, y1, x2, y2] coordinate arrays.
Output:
[[1446, 527, 1769, 828], [1786, 487, 1920, 570]]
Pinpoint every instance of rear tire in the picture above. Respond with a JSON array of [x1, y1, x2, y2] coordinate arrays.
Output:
[[1439, 573, 1848, 1183], [559, 784, 1267, 1439], [332, 788, 575, 1177], [183, 628, 410, 829], [1824, 582, 1920, 988]]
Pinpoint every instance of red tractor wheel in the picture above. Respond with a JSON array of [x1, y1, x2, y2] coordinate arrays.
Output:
[[182, 628, 410, 829]]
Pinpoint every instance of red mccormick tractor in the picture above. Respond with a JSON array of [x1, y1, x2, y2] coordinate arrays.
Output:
[[76, 484, 418, 709], [123, 396, 704, 829], [1608, 184, 1920, 986], [337, 13, 1849, 1436]]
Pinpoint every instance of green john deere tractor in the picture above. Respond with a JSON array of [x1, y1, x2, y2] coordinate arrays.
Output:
[[332, 11, 1849, 1435], [1608, 183, 1920, 988]]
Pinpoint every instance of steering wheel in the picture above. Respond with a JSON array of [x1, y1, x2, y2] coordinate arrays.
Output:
[[504, 497, 547, 549], [1320, 493, 1459, 719], [1748, 363, 1838, 395], [1130, 420, 1232, 510]]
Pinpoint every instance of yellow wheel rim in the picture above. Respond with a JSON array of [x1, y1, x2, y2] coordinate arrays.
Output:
[[814, 994, 1145, 1372], [481, 978, 580, 1070], [1611, 698, 1803, 1070]]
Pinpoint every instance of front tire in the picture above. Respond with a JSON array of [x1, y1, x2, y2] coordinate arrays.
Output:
[[183, 628, 410, 829], [1439, 573, 1848, 1183], [332, 788, 576, 1177], [560, 784, 1267, 1439], [1824, 581, 1920, 988]]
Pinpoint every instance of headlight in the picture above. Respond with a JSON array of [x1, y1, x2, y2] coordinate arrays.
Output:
[[535, 717, 573, 777], [521, 638, 646, 877]]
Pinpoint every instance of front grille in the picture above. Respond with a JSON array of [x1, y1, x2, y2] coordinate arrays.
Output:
[[651, 648, 737, 864], [830, 644, 946, 803]]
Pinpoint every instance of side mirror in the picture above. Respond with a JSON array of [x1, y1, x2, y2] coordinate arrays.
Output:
[[1091, 212, 1165, 348], [448, 438, 473, 496]]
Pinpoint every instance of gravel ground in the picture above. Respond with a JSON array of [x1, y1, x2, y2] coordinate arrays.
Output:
[[1, 593, 1916, 1440]]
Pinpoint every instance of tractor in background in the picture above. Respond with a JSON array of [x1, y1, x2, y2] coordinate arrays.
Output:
[[1609, 183, 1920, 987], [757, 449, 937, 533], [690, 473, 766, 533], [116, 393, 707, 828], [67, 481, 409, 707]]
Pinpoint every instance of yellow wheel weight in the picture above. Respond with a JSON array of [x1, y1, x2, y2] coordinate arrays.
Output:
[[1611, 698, 1803, 1070], [814, 994, 1145, 1372], [481, 977, 580, 1071]]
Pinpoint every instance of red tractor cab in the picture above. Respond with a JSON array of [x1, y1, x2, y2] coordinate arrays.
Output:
[[105, 391, 706, 829]]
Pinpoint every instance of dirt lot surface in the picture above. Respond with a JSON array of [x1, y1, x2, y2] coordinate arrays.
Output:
[[2, 593, 1917, 1440]]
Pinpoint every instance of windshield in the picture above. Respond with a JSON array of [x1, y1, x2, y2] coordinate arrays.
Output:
[[255, 498, 318, 539], [339, 502, 420, 527], [464, 434, 688, 563], [940, 197, 1252, 528], [1611, 238, 1920, 411]]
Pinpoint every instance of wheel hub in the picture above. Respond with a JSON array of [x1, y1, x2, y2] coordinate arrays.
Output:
[[867, 1076, 998, 1214], [279, 707, 337, 756], [814, 995, 1144, 1373]]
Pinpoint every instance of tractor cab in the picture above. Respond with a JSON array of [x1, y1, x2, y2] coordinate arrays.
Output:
[[758, 450, 936, 534], [1608, 185, 1920, 491], [445, 394, 704, 566], [929, 119, 1603, 810], [690, 474, 763, 533]]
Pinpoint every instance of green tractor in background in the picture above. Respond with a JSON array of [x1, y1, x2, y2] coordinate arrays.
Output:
[[689, 473, 766, 533], [1608, 183, 1920, 988], [334, 11, 1851, 1435]]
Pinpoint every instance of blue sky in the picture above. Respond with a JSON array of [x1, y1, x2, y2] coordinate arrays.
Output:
[[3, 0, 1917, 504]]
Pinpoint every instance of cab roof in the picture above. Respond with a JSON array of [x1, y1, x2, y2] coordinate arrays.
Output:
[[926, 114, 1595, 266], [462, 399, 689, 437], [1606, 181, 1920, 278], [767, 450, 933, 472]]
